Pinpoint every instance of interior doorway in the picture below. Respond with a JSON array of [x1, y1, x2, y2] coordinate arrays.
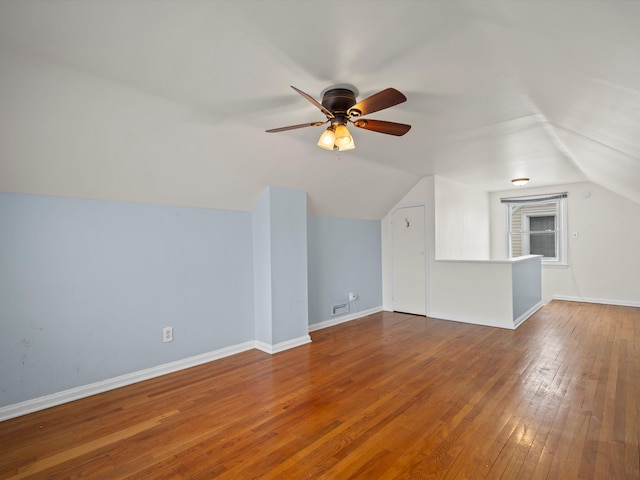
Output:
[[391, 205, 427, 315]]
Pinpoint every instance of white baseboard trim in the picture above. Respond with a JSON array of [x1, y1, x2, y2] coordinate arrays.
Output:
[[513, 301, 544, 328], [254, 335, 311, 354], [308, 306, 383, 332], [0, 341, 255, 422], [430, 301, 544, 331], [553, 295, 640, 308], [428, 311, 515, 330], [255, 335, 311, 355]]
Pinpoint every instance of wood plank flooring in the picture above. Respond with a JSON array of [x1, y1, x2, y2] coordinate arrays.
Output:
[[1, 300, 639, 479]]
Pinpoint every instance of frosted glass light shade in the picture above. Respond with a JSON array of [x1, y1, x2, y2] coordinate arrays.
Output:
[[338, 135, 355, 151], [317, 128, 336, 150], [334, 124, 352, 148]]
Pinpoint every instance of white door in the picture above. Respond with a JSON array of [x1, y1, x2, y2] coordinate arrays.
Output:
[[392, 205, 426, 315]]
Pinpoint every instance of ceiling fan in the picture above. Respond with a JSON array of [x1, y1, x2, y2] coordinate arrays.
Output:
[[266, 86, 411, 151]]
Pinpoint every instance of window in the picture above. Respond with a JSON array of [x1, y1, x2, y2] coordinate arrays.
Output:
[[502, 192, 567, 267]]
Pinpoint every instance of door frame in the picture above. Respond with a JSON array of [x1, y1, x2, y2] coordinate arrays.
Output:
[[388, 202, 430, 316]]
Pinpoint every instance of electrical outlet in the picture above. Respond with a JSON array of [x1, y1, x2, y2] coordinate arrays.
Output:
[[163, 326, 174, 343], [349, 292, 357, 301]]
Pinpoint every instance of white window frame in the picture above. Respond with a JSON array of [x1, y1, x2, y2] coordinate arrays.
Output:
[[503, 193, 568, 268], [521, 209, 557, 260]]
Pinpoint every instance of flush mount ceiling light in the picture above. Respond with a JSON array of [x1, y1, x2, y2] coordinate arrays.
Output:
[[266, 85, 411, 151], [511, 178, 530, 186]]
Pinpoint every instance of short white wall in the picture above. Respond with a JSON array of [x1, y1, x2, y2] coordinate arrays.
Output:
[[429, 260, 513, 328], [429, 256, 542, 329]]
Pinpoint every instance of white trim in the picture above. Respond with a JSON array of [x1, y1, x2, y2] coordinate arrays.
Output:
[[254, 335, 311, 355], [428, 311, 515, 330], [427, 312, 515, 330], [513, 301, 544, 328], [436, 255, 541, 265], [308, 306, 383, 332], [0, 341, 256, 422], [428, 301, 543, 331], [552, 295, 640, 308], [542, 263, 569, 269]]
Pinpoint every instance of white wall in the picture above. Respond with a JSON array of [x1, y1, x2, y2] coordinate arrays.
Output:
[[490, 182, 640, 305], [382, 176, 494, 313], [434, 176, 490, 260]]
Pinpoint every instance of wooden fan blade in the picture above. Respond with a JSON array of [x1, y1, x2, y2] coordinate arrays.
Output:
[[291, 86, 335, 118], [348, 88, 407, 117], [352, 119, 411, 136], [266, 121, 326, 133]]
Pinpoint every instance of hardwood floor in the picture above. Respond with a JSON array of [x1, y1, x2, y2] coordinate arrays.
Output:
[[1, 300, 639, 479]]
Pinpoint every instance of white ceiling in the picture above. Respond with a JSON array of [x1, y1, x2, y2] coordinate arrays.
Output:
[[1, 0, 639, 219]]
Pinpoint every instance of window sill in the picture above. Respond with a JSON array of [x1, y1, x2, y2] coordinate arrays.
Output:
[[542, 263, 569, 269]]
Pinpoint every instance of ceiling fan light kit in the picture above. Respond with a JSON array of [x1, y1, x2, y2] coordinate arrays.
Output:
[[267, 85, 411, 151]]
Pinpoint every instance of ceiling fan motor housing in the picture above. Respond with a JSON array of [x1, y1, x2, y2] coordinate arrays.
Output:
[[322, 88, 359, 117]]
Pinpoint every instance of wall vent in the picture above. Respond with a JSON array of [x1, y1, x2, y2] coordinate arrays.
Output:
[[331, 303, 349, 316]]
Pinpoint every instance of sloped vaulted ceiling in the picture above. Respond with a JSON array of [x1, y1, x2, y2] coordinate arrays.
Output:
[[0, 1, 639, 219]]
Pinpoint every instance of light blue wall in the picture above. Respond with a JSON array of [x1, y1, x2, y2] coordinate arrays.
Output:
[[0, 193, 254, 407], [0, 192, 384, 410], [512, 257, 542, 320], [269, 187, 308, 344], [307, 216, 382, 325], [252, 187, 309, 345], [252, 191, 272, 344]]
